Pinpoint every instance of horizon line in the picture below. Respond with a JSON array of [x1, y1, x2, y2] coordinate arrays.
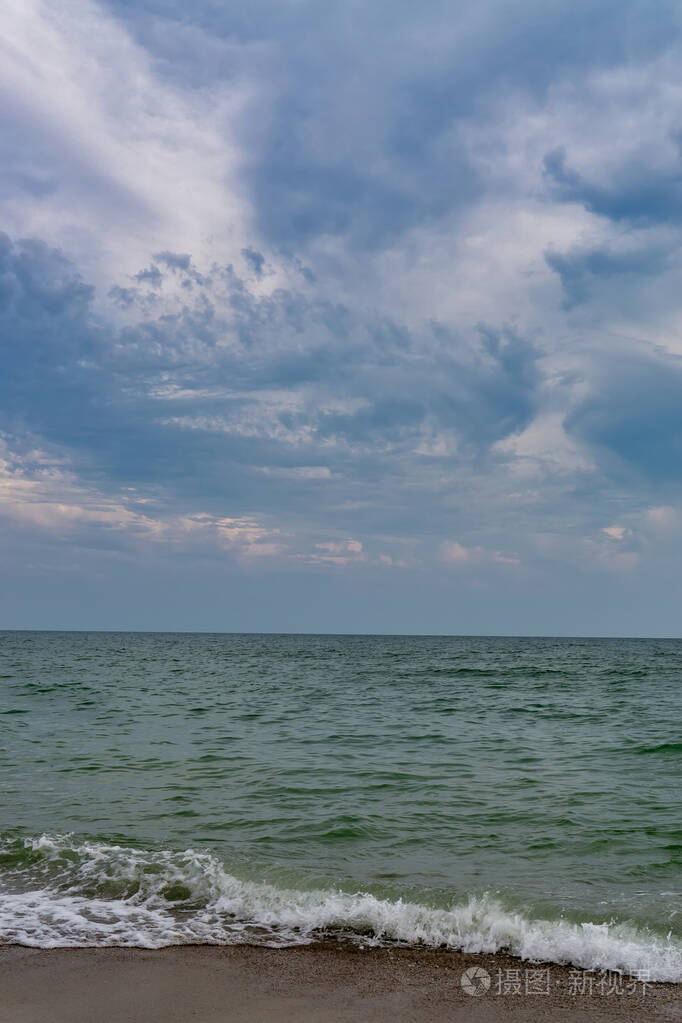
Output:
[[1, 628, 680, 641]]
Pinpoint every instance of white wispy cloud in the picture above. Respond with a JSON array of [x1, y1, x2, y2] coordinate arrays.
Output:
[[0, 0, 253, 285]]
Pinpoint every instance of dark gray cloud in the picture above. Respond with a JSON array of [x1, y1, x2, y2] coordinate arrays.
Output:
[[544, 146, 682, 227], [566, 350, 682, 481], [545, 242, 674, 309], [241, 248, 266, 278], [0, 233, 544, 524], [0, 232, 100, 430], [104, 0, 682, 253]]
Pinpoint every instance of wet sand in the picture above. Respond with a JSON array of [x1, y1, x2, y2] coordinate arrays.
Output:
[[1, 944, 680, 1023]]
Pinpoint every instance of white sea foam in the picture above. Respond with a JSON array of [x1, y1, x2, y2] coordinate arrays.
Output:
[[1, 835, 680, 982]]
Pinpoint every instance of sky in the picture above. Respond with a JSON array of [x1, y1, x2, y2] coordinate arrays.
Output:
[[2, 0, 682, 635]]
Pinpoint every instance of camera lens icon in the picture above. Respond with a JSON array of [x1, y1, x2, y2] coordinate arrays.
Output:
[[460, 966, 491, 996]]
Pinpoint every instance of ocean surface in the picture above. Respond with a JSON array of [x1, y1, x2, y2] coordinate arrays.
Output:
[[0, 631, 680, 980]]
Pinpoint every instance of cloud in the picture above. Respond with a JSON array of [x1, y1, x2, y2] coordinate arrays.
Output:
[[543, 141, 682, 228], [565, 349, 682, 480], [0, 231, 547, 579], [545, 239, 675, 310], [647, 505, 678, 528], [0, 0, 252, 284], [0, 230, 548, 489], [241, 248, 267, 279], [0, 437, 164, 539], [306, 539, 365, 566], [119, 0, 677, 260], [441, 541, 520, 568], [5, 1, 682, 630], [256, 466, 334, 480]]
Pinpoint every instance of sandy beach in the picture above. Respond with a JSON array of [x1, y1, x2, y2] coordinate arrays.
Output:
[[1, 944, 679, 1023]]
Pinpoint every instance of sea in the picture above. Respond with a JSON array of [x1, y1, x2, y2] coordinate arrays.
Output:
[[0, 631, 680, 981]]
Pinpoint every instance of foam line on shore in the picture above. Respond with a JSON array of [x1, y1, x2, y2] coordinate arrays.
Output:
[[1, 835, 680, 982]]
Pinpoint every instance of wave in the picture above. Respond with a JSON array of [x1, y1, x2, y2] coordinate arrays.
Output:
[[630, 742, 682, 756], [0, 835, 680, 982]]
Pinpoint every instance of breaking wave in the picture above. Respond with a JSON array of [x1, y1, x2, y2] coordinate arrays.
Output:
[[0, 835, 680, 982]]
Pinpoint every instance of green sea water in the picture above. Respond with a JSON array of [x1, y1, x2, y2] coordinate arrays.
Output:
[[0, 631, 680, 979]]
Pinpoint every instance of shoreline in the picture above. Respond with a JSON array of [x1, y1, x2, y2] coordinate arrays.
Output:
[[1, 943, 679, 1022]]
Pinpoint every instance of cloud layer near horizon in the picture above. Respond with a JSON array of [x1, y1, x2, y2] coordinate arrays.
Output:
[[2, 0, 682, 633]]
